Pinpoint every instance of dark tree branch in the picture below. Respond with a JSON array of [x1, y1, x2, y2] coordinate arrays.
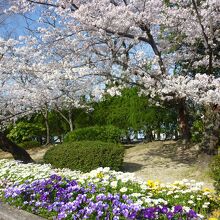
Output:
[[104, 28, 150, 44], [0, 109, 33, 124], [54, 105, 69, 124], [70, 0, 79, 10], [110, 0, 119, 6], [26, 0, 60, 8], [139, 23, 166, 75], [26, 0, 78, 12], [122, 0, 128, 6], [192, 0, 213, 75]]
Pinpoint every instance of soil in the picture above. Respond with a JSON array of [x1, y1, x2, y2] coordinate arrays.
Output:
[[0, 145, 52, 162], [123, 141, 214, 188], [0, 141, 214, 188]]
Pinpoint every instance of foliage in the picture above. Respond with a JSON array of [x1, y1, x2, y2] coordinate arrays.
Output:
[[210, 155, 220, 192], [18, 140, 41, 150], [44, 141, 124, 172], [64, 125, 123, 143], [7, 121, 45, 143], [0, 159, 219, 220], [73, 108, 93, 129], [191, 119, 204, 143], [91, 87, 178, 139]]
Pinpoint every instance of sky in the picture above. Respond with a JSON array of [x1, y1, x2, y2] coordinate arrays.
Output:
[[0, 15, 26, 38], [0, 4, 40, 39]]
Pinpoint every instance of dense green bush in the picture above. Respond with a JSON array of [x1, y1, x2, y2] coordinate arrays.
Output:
[[210, 154, 220, 192], [64, 125, 122, 143], [44, 141, 124, 172], [19, 140, 41, 149]]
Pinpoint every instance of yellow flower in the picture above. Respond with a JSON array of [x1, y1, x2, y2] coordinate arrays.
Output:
[[208, 218, 218, 220], [203, 187, 214, 193], [147, 180, 154, 188], [211, 209, 220, 218], [96, 172, 104, 179], [147, 180, 160, 189]]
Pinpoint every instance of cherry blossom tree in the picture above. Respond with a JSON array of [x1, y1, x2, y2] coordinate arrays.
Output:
[[2, 0, 220, 154], [0, 35, 103, 161]]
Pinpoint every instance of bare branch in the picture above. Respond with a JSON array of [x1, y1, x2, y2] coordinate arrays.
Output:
[[192, 0, 213, 75], [54, 105, 70, 124], [122, 0, 128, 6], [139, 23, 166, 75], [104, 28, 150, 44], [26, 0, 78, 12]]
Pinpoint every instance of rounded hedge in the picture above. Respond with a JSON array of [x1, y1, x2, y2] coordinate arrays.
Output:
[[210, 154, 220, 192], [64, 125, 122, 143], [44, 141, 124, 172]]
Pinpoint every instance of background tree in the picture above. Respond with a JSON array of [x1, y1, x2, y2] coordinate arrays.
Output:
[[91, 87, 178, 141]]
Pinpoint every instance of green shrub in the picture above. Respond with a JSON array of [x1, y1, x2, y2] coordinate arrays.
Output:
[[191, 119, 204, 143], [64, 125, 122, 143], [7, 121, 45, 143], [210, 154, 220, 192], [44, 141, 124, 172], [19, 140, 41, 150]]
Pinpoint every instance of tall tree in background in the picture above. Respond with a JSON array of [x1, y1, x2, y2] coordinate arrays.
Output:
[[92, 87, 178, 141]]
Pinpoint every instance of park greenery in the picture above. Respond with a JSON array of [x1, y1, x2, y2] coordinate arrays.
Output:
[[0, 0, 219, 159], [6, 87, 180, 145], [44, 141, 125, 172], [0, 0, 219, 219]]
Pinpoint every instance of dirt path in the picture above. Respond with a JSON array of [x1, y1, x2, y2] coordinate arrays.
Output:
[[123, 141, 214, 188], [0, 146, 52, 162]]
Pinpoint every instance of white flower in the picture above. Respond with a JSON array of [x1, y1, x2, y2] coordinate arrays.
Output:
[[130, 193, 142, 197], [103, 167, 110, 173], [103, 175, 110, 180], [183, 206, 190, 212], [202, 204, 208, 208], [120, 187, 127, 193], [188, 200, 194, 204], [140, 184, 148, 191], [197, 214, 204, 219], [93, 178, 100, 183], [110, 181, 118, 188], [102, 180, 109, 186], [134, 200, 143, 205], [167, 191, 173, 195]]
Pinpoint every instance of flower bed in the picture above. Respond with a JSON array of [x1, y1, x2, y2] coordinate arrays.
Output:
[[0, 159, 219, 220]]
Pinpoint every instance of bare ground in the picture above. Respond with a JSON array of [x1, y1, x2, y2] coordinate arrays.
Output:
[[0, 146, 52, 162], [123, 141, 214, 188], [0, 141, 214, 188]]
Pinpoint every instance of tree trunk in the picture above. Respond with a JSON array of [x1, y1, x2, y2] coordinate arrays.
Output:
[[45, 117, 50, 145], [157, 123, 161, 140], [178, 100, 190, 142], [145, 130, 153, 142], [68, 110, 74, 132], [200, 106, 220, 155], [55, 107, 74, 132], [174, 129, 179, 140], [0, 132, 34, 163]]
